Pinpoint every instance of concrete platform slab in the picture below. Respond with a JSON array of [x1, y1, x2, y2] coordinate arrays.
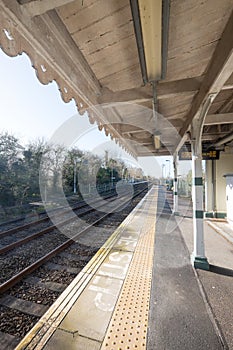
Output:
[[44, 328, 101, 350], [58, 274, 123, 341], [96, 249, 133, 280], [179, 216, 233, 349], [207, 219, 233, 245]]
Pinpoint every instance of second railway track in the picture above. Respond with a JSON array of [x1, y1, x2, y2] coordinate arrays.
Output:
[[0, 189, 121, 254]]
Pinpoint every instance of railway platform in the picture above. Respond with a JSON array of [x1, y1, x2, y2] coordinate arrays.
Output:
[[15, 185, 233, 350]]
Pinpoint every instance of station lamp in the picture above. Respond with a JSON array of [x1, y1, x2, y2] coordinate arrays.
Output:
[[154, 134, 161, 150], [138, 0, 162, 81], [130, 0, 170, 150], [130, 0, 170, 82], [152, 81, 161, 150]]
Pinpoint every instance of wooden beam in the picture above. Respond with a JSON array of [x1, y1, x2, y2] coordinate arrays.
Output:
[[157, 76, 202, 98], [98, 76, 233, 114], [122, 129, 145, 135], [215, 131, 233, 146], [224, 73, 233, 85], [120, 125, 148, 135], [216, 92, 233, 113], [20, 0, 75, 17], [98, 76, 202, 105], [98, 86, 152, 105], [137, 150, 170, 157], [175, 9, 233, 152], [222, 84, 233, 91], [202, 133, 230, 141], [98, 77, 233, 115], [205, 113, 233, 125], [123, 135, 153, 144], [97, 123, 152, 138]]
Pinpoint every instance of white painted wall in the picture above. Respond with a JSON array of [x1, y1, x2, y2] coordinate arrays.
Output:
[[205, 149, 233, 214], [225, 175, 233, 225]]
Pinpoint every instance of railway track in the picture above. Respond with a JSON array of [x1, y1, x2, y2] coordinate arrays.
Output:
[[0, 190, 119, 255], [0, 188, 116, 234], [0, 185, 134, 285], [0, 195, 79, 232], [0, 182, 149, 349]]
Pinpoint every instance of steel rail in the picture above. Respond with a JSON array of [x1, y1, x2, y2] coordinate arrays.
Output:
[[0, 189, 115, 231], [0, 190, 111, 230], [0, 191, 116, 239], [0, 194, 118, 254], [0, 186, 147, 294], [0, 216, 50, 239]]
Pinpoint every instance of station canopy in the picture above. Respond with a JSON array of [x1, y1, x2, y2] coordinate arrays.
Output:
[[0, 0, 233, 157]]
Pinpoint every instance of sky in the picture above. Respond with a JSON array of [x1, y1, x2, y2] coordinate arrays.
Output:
[[0, 49, 77, 143], [0, 49, 117, 155], [0, 48, 191, 177]]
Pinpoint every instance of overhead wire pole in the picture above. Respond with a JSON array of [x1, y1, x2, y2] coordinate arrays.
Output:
[[73, 157, 80, 194], [162, 164, 165, 185], [73, 158, 77, 194], [173, 154, 179, 215], [166, 159, 170, 178]]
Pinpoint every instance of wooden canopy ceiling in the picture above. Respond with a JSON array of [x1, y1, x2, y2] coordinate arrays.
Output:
[[0, 0, 233, 157]]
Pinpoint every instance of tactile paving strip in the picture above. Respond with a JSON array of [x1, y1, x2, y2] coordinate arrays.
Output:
[[101, 190, 157, 350]]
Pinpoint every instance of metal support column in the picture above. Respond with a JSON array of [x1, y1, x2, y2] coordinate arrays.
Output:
[[190, 94, 215, 270], [212, 159, 217, 216], [191, 138, 209, 269], [173, 154, 179, 215]]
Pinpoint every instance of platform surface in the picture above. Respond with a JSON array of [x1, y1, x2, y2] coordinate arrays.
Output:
[[16, 186, 233, 350]]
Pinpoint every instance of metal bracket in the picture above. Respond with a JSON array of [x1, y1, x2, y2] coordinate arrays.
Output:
[[191, 93, 217, 156]]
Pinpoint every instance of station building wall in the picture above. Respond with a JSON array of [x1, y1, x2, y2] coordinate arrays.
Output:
[[205, 148, 233, 218]]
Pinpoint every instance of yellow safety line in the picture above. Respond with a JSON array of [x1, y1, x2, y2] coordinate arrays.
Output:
[[101, 188, 158, 349]]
